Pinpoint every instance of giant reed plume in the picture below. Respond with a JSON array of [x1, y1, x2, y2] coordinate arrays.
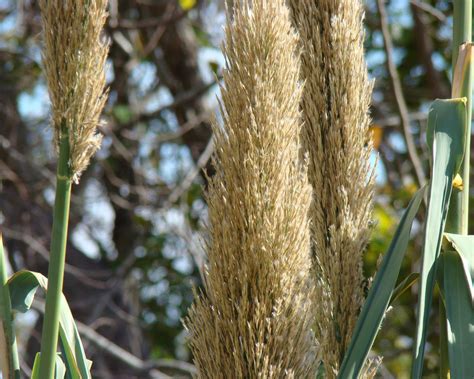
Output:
[[185, 0, 316, 377], [38, 1, 108, 377], [41, 0, 108, 183], [289, 0, 375, 376]]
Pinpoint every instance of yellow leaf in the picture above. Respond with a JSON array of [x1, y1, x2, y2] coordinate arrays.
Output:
[[370, 124, 383, 149], [405, 183, 418, 196], [179, 0, 196, 10]]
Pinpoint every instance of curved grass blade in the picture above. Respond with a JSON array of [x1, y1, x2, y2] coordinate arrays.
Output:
[[0, 234, 19, 379], [440, 234, 474, 378], [8, 271, 91, 379], [444, 233, 474, 303], [337, 186, 426, 378], [441, 250, 474, 379], [390, 273, 419, 306], [412, 98, 467, 378]]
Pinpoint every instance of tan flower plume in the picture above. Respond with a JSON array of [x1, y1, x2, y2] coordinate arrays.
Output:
[[185, 0, 317, 377], [40, 0, 109, 182], [289, 0, 376, 376]]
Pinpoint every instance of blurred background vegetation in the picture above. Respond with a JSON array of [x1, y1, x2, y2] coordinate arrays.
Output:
[[0, 0, 472, 378]]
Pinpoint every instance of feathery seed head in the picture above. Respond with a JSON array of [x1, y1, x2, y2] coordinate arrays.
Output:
[[185, 0, 317, 377], [289, 0, 375, 376], [40, 0, 109, 183]]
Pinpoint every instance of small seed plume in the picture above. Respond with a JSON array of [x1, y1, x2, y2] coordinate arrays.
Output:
[[289, 0, 375, 376], [185, 0, 316, 377], [40, 0, 109, 183]]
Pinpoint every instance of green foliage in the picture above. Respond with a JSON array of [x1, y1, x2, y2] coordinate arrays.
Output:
[[412, 98, 467, 377], [390, 273, 419, 306], [112, 105, 133, 124], [444, 233, 474, 303], [0, 237, 19, 379], [179, 0, 196, 11], [340, 97, 470, 377], [8, 270, 91, 379], [338, 187, 425, 378], [31, 353, 66, 379], [442, 234, 474, 377]]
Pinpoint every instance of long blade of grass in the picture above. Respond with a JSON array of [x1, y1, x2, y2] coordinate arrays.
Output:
[[0, 234, 19, 379], [444, 233, 474, 303], [412, 98, 467, 378], [8, 270, 91, 379], [337, 186, 425, 378], [441, 248, 474, 379], [390, 273, 419, 306], [442, 234, 474, 378], [439, 297, 450, 378]]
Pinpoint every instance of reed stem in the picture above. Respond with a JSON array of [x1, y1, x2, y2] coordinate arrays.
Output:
[[38, 122, 72, 379], [450, 0, 472, 234]]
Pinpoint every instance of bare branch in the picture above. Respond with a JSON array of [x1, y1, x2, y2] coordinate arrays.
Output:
[[165, 137, 214, 207], [410, 0, 446, 22], [377, 0, 426, 187]]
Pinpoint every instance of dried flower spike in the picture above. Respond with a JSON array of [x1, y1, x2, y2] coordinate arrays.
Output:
[[289, 0, 375, 376], [185, 0, 317, 377], [40, 0, 109, 183]]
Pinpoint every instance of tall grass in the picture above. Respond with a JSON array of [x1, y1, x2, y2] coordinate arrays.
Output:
[[0, 1, 108, 377], [39, 1, 108, 377], [0, 1, 473, 378]]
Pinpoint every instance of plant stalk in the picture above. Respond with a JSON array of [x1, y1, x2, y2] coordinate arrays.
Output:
[[450, 0, 472, 235], [38, 123, 72, 379]]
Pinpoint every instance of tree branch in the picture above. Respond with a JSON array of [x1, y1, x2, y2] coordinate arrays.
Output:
[[377, 0, 427, 187]]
